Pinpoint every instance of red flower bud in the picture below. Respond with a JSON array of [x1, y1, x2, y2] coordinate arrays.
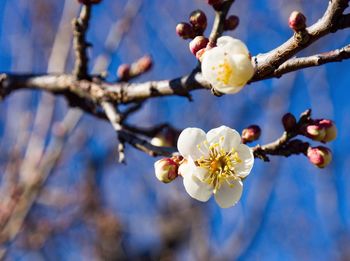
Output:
[[176, 22, 194, 39], [117, 64, 130, 81], [78, 0, 102, 4], [282, 113, 297, 131], [207, 0, 222, 5], [242, 125, 261, 143], [305, 124, 326, 141], [189, 10, 207, 34], [154, 158, 179, 183], [189, 36, 209, 56], [289, 11, 306, 31], [316, 119, 337, 142], [307, 146, 332, 168], [224, 15, 239, 31], [136, 55, 153, 73]]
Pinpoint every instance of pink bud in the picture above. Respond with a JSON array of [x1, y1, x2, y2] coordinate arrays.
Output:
[[195, 48, 207, 61], [289, 11, 306, 31], [78, 0, 102, 4], [176, 22, 194, 39], [305, 125, 326, 141], [136, 55, 153, 73], [189, 36, 209, 56], [282, 113, 297, 131], [224, 15, 239, 31], [189, 10, 207, 34], [154, 158, 179, 183], [317, 119, 337, 142], [242, 125, 261, 143], [307, 146, 332, 168], [117, 64, 130, 81], [207, 0, 222, 6]]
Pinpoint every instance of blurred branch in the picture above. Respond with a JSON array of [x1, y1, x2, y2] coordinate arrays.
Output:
[[73, 4, 91, 79]]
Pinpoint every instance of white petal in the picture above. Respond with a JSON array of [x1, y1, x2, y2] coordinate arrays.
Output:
[[193, 166, 209, 181], [179, 158, 208, 181], [177, 128, 207, 160], [234, 144, 254, 178], [201, 47, 238, 89], [183, 172, 213, 202], [206, 126, 241, 152], [214, 180, 243, 208], [217, 36, 249, 56], [231, 54, 255, 86]]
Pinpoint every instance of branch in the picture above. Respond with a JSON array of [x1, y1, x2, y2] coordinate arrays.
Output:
[[252, 0, 350, 81], [72, 4, 91, 79], [209, 0, 235, 45], [258, 44, 350, 79]]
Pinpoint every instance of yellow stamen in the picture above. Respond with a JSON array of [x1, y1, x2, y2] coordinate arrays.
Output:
[[196, 136, 241, 193]]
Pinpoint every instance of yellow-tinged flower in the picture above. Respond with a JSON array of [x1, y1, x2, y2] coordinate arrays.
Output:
[[201, 36, 254, 94], [177, 126, 254, 208]]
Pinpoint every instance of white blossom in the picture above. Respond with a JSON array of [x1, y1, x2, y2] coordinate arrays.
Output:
[[201, 36, 254, 94], [177, 126, 254, 208]]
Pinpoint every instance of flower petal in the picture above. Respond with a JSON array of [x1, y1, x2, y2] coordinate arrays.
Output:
[[214, 180, 243, 208], [206, 126, 241, 152], [234, 144, 254, 178], [183, 172, 213, 202], [231, 54, 254, 87], [179, 158, 209, 181], [201, 47, 239, 90], [177, 128, 207, 160], [217, 36, 249, 56]]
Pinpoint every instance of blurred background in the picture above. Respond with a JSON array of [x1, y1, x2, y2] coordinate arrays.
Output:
[[0, 0, 349, 260]]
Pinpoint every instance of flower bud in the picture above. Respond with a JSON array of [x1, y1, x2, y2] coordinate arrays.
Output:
[[117, 64, 130, 81], [305, 124, 326, 141], [282, 113, 297, 131], [289, 11, 306, 31], [317, 119, 337, 142], [207, 0, 222, 6], [135, 55, 153, 73], [189, 36, 209, 56], [242, 125, 261, 143], [176, 22, 194, 39], [154, 158, 179, 183], [78, 0, 102, 4], [224, 15, 239, 31], [189, 10, 207, 34], [307, 146, 332, 168], [151, 127, 180, 147]]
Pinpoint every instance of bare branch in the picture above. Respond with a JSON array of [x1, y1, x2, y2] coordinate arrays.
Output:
[[73, 4, 91, 79], [257, 44, 350, 80]]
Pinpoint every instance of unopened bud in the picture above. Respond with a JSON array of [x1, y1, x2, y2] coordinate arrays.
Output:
[[151, 127, 180, 147], [136, 55, 153, 73], [78, 0, 102, 4], [117, 64, 130, 81], [282, 113, 297, 131], [307, 146, 332, 168], [305, 124, 326, 141], [289, 11, 306, 31], [224, 15, 239, 31], [242, 125, 261, 143], [176, 22, 194, 39], [207, 0, 222, 6], [189, 10, 207, 34], [317, 119, 337, 142], [189, 36, 209, 56], [154, 158, 179, 183]]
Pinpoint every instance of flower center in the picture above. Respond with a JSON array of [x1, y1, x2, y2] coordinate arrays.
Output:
[[197, 137, 241, 193], [212, 58, 233, 85]]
